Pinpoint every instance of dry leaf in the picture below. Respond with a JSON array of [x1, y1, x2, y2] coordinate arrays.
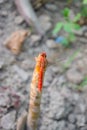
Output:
[[4, 30, 30, 55]]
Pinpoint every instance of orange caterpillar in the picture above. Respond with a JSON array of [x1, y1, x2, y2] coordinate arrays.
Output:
[[38, 53, 47, 91], [27, 52, 48, 130]]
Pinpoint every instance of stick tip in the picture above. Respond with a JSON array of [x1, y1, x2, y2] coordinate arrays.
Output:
[[40, 52, 46, 57]]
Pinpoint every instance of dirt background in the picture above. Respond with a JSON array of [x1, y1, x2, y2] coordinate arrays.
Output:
[[0, 0, 87, 130]]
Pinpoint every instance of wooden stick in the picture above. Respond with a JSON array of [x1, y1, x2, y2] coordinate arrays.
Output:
[[16, 111, 27, 130], [14, 0, 44, 35], [27, 52, 48, 130]]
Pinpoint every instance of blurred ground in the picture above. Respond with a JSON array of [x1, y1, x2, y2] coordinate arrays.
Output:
[[0, 0, 87, 130]]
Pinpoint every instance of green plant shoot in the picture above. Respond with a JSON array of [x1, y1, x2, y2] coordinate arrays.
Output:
[[52, 7, 80, 46]]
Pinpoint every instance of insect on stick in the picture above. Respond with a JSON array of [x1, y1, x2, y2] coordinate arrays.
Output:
[[27, 52, 48, 130]]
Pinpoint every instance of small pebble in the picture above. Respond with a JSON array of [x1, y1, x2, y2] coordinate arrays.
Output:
[[39, 14, 51, 22], [39, 15, 52, 32], [1, 11, 8, 16], [76, 114, 86, 127], [46, 39, 59, 49], [45, 3, 58, 11], [15, 16, 24, 25], [29, 34, 41, 47], [68, 114, 76, 123], [41, 22, 52, 32], [66, 68, 84, 84]]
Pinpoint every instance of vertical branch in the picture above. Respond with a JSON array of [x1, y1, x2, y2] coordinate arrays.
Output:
[[27, 53, 48, 130], [14, 0, 44, 35]]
